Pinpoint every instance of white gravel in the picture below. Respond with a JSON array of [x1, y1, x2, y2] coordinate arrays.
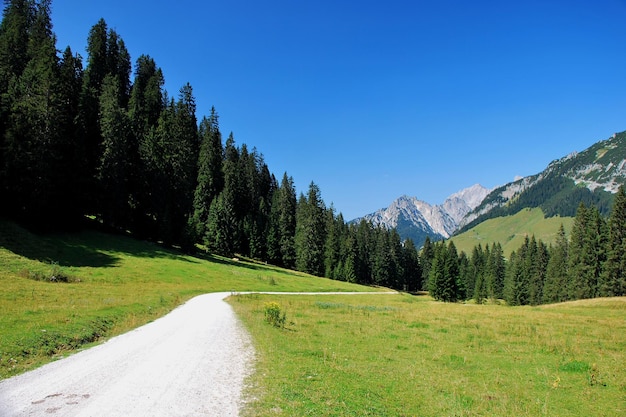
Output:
[[0, 292, 254, 417]]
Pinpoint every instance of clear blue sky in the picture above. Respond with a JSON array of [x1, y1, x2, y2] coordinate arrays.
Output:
[[51, 0, 626, 220]]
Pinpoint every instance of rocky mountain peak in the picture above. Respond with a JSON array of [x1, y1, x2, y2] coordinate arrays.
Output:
[[352, 184, 491, 246]]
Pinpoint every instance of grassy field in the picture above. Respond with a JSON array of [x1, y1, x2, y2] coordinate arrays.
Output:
[[3, 219, 625, 416], [231, 293, 626, 416], [0, 219, 374, 379], [451, 208, 574, 257]]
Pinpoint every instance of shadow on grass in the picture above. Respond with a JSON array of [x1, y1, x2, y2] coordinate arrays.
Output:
[[193, 250, 300, 277], [0, 219, 197, 268]]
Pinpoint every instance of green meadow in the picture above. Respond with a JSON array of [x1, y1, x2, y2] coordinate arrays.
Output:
[[451, 208, 574, 257], [0, 220, 373, 378], [231, 294, 626, 416], [1, 219, 625, 416]]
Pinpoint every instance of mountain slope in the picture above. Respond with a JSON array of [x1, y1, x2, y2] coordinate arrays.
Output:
[[450, 208, 574, 257], [353, 184, 490, 246], [459, 131, 626, 232]]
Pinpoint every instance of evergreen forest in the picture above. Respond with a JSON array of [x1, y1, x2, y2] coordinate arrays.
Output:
[[1, 1, 625, 304]]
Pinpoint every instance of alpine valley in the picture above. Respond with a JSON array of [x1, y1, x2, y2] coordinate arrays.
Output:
[[353, 131, 626, 247]]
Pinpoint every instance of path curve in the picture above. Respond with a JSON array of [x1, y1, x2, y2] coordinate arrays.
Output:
[[0, 291, 396, 417]]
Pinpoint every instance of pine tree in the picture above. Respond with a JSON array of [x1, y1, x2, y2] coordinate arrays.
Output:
[[428, 241, 446, 300], [2, 0, 69, 226], [544, 224, 569, 303], [295, 182, 326, 276], [490, 242, 506, 300], [57, 46, 84, 224], [504, 237, 531, 305], [324, 205, 341, 279], [401, 238, 421, 292], [420, 236, 434, 291], [388, 229, 404, 289], [340, 230, 358, 283], [97, 74, 131, 228], [140, 85, 198, 246], [77, 18, 108, 211], [354, 219, 374, 284], [266, 188, 282, 265], [128, 55, 164, 235], [190, 107, 223, 240], [277, 173, 297, 268], [0, 0, 34, 203], [457, 251, 471, 300], [600, 185, 626, 296], [568, 203, 589, 299], [205, 191, 236, 256], [443, 241, 461, 302], [568, 204, 605, 300], [471, 244, 486, 303], [429, 241, 461, 302], [128, 55, 164, 138], [372, 227, 392, 287], [76, 20, 134, 216], [527, 236, 542, 305]]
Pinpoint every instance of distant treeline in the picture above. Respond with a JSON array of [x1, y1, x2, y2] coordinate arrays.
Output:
[[427, 192, 626, 303]]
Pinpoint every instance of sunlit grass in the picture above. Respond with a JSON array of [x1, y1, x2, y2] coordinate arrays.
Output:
[[0, 220, 374, 378], [451, 207, 574, 257], [231, 294, 626, 416]]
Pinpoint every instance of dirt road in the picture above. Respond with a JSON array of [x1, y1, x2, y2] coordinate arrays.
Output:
[[0, 292, 254, 417]]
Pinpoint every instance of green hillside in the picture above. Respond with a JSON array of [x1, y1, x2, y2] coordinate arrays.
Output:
[[450, 208, 574, 257], [0, 219, 375, 379]]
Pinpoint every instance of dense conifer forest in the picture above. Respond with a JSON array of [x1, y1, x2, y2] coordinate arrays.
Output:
[[1, 1, 624, 303]]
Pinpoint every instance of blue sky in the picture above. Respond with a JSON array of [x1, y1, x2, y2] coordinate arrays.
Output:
[[51, 0, 626, 220]]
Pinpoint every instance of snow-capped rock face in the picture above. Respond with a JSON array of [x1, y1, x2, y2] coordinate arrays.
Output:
[[353, 184, 491, 245]]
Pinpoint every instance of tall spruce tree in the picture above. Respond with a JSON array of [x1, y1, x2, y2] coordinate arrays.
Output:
[[277, 173, 297, 268], [488, 242, 506, 300], [428, 241, 446, 300], [57, 46, 84, 224], [97, 73, 131, 228], [354, 219, 373, 284], [78, 19, 132, 214], [323, 205, 341, 279], [568, 204, 605, 299], [401, 238, 421, 292], [544, 224, 569, 303], [2, 0, 69, 226], [429, 241, 461, 302], [295, 182, 326, 276], [190, 107, 223, 241], [600, 186, 626, 296], [472, 244, 487, 303], [128, 54, 164, 235], [372, 226, 393, 287], [420, 236, 434, 291]]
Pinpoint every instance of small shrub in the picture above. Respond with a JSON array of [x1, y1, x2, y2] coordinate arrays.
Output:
[[264, 301, 286, 328]]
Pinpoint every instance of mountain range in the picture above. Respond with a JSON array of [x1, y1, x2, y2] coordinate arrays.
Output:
[[353, 131, 626, 246], [352, 184, 491, 246]]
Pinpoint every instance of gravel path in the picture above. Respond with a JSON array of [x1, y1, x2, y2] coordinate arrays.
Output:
[[0, 291, 396, 417], [0, 292, 254, 417]]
